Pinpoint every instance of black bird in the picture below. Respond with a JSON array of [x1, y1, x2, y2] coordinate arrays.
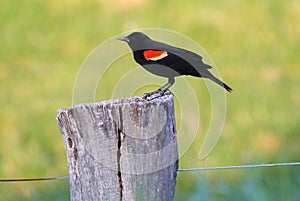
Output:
[[118, 32, 232, 98]]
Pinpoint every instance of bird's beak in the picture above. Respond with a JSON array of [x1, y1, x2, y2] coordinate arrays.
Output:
[[117, 36, 129, 42]]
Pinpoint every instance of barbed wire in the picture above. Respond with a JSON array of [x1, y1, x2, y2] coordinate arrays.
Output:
[[0, 162, 299, 183]]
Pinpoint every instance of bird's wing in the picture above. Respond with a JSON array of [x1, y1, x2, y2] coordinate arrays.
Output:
[[149, 40, 213, 69]]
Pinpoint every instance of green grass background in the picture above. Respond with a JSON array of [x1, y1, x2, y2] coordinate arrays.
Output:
[[0, 0, 299, 200]]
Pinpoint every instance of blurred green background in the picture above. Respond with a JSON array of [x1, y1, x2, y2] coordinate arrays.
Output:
[[1, 0, 300, 200]]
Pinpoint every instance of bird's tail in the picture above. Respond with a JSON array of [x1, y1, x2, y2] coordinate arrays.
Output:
[[207, 74, 232, 92]]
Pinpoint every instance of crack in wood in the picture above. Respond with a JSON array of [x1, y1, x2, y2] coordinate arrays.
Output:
[[117, 128, 123, 201]]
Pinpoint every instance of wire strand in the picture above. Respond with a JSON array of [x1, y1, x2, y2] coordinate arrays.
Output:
[[0, 162, 299, 182], [0, 176, 69, 183], [178, 162, 300, 172]]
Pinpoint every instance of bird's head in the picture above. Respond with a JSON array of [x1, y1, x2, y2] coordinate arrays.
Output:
[[118, 32, 152, 51]]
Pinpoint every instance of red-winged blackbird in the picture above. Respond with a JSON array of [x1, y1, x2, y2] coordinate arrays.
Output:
[[118, 32, 232, 97]]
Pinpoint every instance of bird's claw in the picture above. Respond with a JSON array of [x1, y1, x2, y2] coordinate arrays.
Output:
[[142, 89, 172, 101], [142, 90, 160, 101]]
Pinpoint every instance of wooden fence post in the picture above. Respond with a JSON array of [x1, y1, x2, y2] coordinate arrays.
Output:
[[56, 93, 178, 201]]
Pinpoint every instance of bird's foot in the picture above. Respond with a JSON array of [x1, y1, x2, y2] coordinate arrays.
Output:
[[142, 90, 161, 100], [142, 89, 172, 101]]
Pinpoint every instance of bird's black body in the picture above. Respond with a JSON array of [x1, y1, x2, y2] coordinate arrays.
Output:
[[118, 32, 232, 96]]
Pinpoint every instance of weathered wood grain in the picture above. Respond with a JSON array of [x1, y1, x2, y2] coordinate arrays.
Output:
[[56, 93, 178, 201]]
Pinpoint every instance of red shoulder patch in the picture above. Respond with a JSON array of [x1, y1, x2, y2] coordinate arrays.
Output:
[[143, 50, 168, 61]]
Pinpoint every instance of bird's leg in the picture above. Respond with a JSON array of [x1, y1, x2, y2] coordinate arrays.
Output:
[[144, 82, 170, 97], [158, 77, 175, 96], [143, 77, 175, 100], [142, 81, 168, 98], [156, 82, 170, 92]]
